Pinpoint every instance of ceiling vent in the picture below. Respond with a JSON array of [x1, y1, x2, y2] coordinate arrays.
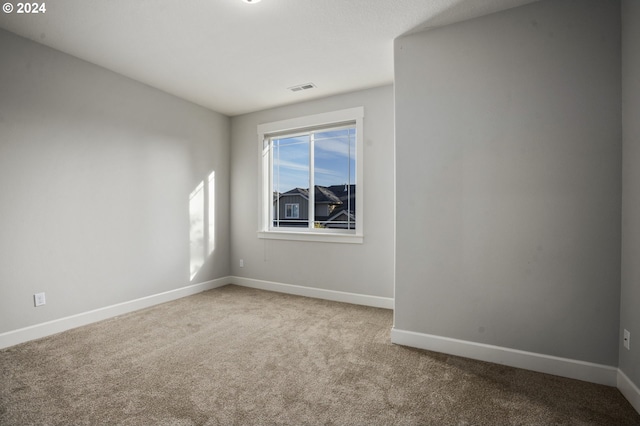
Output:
[[288, 83, 316, 92]]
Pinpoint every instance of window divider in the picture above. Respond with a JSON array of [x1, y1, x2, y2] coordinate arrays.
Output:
[[308, 132, 315, 231]]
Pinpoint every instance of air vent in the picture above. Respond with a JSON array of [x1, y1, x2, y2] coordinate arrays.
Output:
[[288, 83, 316, 92]]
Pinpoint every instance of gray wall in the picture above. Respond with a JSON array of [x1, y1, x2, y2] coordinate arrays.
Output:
[[394, 0, 621, 366], [230, 86, 394, 298], [0, 29, 231, 333], [621, 0, 640, 386]]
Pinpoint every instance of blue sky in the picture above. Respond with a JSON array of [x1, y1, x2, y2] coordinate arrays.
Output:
[[272, 127, 356, 193]]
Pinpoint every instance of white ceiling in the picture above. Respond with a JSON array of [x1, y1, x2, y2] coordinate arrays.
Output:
[[0, 0, 537, 116]]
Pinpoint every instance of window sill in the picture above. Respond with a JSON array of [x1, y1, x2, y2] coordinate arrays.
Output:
[[257, 231, 363, 244]]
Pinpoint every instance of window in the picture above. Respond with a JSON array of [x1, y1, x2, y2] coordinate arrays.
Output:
[[258, 107, 364, 243], [285, 203, 299, 219]]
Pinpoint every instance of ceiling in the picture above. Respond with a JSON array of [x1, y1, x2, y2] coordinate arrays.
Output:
[[0, 0, 537, 116]]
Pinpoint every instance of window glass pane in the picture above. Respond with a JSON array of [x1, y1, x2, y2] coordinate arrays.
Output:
[[313, 127, 356, 230], [272, 135, 309, 228], [285, 203, 299, 218]]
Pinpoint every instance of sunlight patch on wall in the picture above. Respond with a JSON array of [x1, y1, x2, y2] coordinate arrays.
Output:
[[189, 171, 215, 280], [208, 171, 215, 255]]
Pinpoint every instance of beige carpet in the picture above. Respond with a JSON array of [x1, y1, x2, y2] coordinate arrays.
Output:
[[1, 284, 638, 425]]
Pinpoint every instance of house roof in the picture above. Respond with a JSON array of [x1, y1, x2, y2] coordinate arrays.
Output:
[[280, 188, 309, 200], [279, 186, 344, 205], [326, 185, 356, 201], [315, 186, 342, 204], [324, 209, 356, 224]]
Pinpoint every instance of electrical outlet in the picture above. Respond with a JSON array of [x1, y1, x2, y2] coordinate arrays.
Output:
[[623, 329, 630, 350], [34, 292, 46, 307], [239, 259, 244, 268]]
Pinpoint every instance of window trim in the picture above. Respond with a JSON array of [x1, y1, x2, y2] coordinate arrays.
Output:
[[257, 107, 364, 244]]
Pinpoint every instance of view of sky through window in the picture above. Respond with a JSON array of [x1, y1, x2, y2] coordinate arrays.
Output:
[[272, 127, 356, 194]]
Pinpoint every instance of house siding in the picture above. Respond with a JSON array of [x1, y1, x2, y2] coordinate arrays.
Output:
[[276, 195, 308, 226]]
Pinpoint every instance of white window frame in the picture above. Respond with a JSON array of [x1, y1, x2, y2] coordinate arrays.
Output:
[[258, 107, 364, 244]]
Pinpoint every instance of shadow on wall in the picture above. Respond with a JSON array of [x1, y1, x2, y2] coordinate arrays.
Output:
[[190, 171, 215, 280], [399, 0, 537, 36]]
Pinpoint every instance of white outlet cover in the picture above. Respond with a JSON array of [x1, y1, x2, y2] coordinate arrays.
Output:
[[34, 292, 46, 307], [624, 329, 630, 350]]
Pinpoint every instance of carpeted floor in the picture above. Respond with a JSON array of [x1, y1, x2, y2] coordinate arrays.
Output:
[[1, 284, 639, 425]]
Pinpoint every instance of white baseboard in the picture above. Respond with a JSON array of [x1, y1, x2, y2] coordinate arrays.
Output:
[[390, 328, 618, 387], [0, 277, 231, 350], [618, 369, 640, 414], [230, 276, 394, 309], [1, 278, 637, 414], [0, 276, 391, 350]]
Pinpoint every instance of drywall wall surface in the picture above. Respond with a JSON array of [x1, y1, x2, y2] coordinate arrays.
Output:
[[230, 85, 394, 299], [394, 0, 621, 365], [0, 29, 230, 333], [621, 0, 640, 386]]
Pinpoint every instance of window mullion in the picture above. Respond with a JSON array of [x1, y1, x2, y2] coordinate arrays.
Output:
[[308, 132, 315, 231], [271, 139, 277, 229], [263, 138, 272, 231]]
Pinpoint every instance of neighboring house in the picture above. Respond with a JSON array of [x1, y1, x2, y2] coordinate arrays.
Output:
[[274, 185, 356, 229]]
